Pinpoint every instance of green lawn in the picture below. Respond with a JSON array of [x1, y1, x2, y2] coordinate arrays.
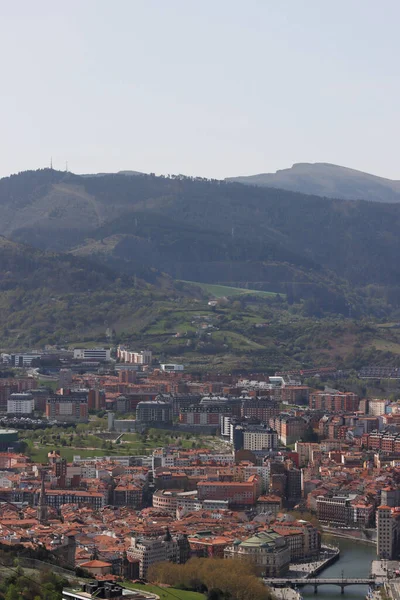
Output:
[[370, 338, 400, 354], [38, 379, 59, 390], [123, 582, 204, 600], [29, 446, 118, 463], [213, 330, 265, 350], [180, 281, 279, 298]]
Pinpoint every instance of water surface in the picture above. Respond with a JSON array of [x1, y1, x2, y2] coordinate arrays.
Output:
[[301, 537, 376, 600]]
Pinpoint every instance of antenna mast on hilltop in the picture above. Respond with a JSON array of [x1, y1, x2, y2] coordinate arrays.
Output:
[[50, 157, 53, 170], [65, 161, 68, 173]]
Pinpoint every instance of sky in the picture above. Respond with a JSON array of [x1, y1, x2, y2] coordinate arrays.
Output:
[[1, 0, 400, 180]]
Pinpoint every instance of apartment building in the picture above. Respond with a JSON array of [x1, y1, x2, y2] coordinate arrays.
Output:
[[136, 400, 172, 424], [117, 347, 152, 365], [241, 398, 279, 421], [243, 428, 278, 451], [295, 442, 321, 467], [113, 484, 143, 508], [243, 464, 270, 494], [281, 385, 310, 405], [362, 430, 400, 453], [46, 394, 89, 423], [269, 415, 307, 446], [309, 391, 359, 412], [180, 404, 230, 426], [272, 522, 320, 560], [7, 393, 34, 415], [368, 398, 390, 416], [44, 490, 106, 510], [197, 476, 259, 507], [377, 505, 400, 559], [128, 532, 190, 578], [152, 489, 199, 513], [87, 389, 106, 411], [256, 494, 282, 516]]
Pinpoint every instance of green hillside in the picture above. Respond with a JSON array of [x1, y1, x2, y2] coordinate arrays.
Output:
[[3, 170, 400, 371], [180, 281, 279, 298], [3, 168, 400, 318]]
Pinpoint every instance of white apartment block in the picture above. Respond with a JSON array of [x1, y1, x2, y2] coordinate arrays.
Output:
[[117, 347, 152, 365], [243, 429, 278, 451], [7, 393, 34, 415]]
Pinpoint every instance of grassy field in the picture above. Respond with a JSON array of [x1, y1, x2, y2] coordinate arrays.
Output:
[[180, 281, 279, 298], [370, 338, 400, 354], [29, 446, 117, 463], [25, 426, 212, 463], [123, 582, 204, 600]]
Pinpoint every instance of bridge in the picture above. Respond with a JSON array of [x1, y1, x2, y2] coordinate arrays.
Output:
[[263, 578, 375, 594]]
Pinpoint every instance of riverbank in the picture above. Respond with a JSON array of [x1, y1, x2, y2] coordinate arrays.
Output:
[[272, 587, 303, 600], [322, 527, 376, 546], [301, 537, 376, 600], [286, 545, 340, 579]]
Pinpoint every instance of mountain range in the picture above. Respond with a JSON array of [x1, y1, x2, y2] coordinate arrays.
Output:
[[227, 162, 400, 203], [2, 166, 400, 317], [2, 166, 400, 368]]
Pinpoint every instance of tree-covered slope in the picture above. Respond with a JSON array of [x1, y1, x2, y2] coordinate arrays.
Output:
[[3, 169, 400, 315], [0, 236, 196, 347]]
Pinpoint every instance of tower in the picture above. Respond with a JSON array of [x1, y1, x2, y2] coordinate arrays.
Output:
[[37, 468, 48, 524]]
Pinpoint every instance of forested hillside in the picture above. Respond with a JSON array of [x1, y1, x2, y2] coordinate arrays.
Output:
[[0, 236, 197, 348], [3, 169, 400, 317]]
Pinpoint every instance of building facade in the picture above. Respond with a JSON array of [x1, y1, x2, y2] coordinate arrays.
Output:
[[7, 393, 34, 415], [136, 400, 172, 424], [46, 394, 89, 423], [224, 530, 290, 576], [127, 531, 190, 578], [243, 428, 278, 452], [73, 348, 111, 362]]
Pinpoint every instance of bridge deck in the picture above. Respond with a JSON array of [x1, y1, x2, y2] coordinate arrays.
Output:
[[264, 578, 375, 587]]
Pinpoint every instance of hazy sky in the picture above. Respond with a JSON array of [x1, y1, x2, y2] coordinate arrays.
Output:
[[1, 0, 400, 179]]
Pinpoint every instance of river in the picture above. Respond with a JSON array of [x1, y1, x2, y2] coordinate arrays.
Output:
[[301, 536, 376, 600]]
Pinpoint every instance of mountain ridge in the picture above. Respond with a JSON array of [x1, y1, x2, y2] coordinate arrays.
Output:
[[3, 168, 400, 318], [226, 162, 400, 203]]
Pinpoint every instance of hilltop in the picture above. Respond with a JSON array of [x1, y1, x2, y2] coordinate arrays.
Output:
[[227, 162, 400, 203]]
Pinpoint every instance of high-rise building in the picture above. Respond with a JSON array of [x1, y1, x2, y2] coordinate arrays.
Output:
[[7, 393, 34, 415], [377, 505, 400, 559], [243, 427, 278, 451]]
